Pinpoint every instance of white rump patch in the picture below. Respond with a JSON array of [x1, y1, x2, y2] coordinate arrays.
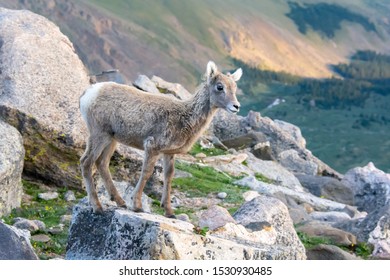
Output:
[[80, 82, 109, 121]]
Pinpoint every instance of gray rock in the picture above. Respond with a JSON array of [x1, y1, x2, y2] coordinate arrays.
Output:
[[288, 207, 312, 225], [307, 244, 359, 260], [297, 221, 357, 246], [151, 75, 192, 100], [368, 212, 390, 259], [217, 192, 227, 199], [133, 74, 160, 94], [297, 174, 354, 205], [96, 180, 152, 213], [0, 8, 90, 188], [0, 221, 38, 260], [199, 205, 235, 231], [31, 234, 51, 243], [342, 162, 390, 213], [278, 149, 318, 176], [93, 69, 127, 84], [64, 190, 76, 202], [233, 195, 306, 259], [273, 119, 306, 149], [243, 152, 304, 192], [66, 206, 305, 260], [235, 175, 347, 212], [60, 215, 73, 224], [13, 218, 46, 233], [38, 192, 59, 201], [242, 191, 260, 202], [0, 120, 24, 216], [309, 211, 352, 224]]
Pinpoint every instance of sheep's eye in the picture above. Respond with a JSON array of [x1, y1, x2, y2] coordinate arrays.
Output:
[[216, 83, 224, 91]]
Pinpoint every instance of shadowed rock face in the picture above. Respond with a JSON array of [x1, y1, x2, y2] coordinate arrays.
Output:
[[0, 222, 38, 260]]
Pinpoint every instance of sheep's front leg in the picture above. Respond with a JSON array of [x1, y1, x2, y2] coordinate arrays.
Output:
[[161, 154, 175, 218], [131, 137, 159, 213]]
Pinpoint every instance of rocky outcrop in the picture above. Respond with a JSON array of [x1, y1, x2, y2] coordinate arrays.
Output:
[[0, 8, 89, 187], [0, 221, 38, 260], [0, 120, 24, 216], [342, 162, 390, 213], [211, 110, 340, 178], [66, 193, 306, 260]]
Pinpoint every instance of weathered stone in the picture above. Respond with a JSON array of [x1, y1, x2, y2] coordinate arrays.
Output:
[[297, 174, 354, 205], [96, 180, 152, 213], [233, 195, 306, 259], [133, 74, 160, 94], [31, 234, 51, 243], [201, 153, 248, 165], [13, 218, 46, 233], [64, 190, 76, 202], [38, 192, 59, 201], [235, 175, 347, 212], [288, 207, 312, 225], [199, 205, 235, 231], [217, 192, 227, 199], [273, 119, 306, 149], [297, 221, 357, 246], [309, 211, 352, 224], [242, 191, 260, 202], [306, 244, 359, 260], [368, 213, 390, 259], [0, 221, 38, 260], [278, 149, 318, 176], [93, 69, 127, 84], [0, 120, 24, 216], [0, 8, 89, 188], [151, 75, 192, 100], [252, 141, 274, 160], [66, 206, 305, 260], [342, 162, 390, 213]]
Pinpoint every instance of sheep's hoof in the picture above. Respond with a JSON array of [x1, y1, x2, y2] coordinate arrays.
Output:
[[165, 214, 176, 219], [132, 207, 144, 213], [93, 206, 104, 215]]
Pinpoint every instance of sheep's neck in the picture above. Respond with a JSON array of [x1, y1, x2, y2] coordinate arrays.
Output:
[[184, 84, 217, 135]]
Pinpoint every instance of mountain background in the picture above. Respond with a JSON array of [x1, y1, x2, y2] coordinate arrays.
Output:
[[1, 0, 389, 173]]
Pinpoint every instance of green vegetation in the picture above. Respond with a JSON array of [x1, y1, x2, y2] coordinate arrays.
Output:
[[173, 161, 248, 207], [3, 180, 83, 259], [286, 2, 376, 38], [297, 231, 373, 259], [188, 142, 228, 157]]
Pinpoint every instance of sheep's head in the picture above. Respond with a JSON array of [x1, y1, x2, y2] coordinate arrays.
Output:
[[206, 61, 242, 113]]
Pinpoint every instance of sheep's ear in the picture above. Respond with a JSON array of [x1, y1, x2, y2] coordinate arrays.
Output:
[[206, 61, 217, 81], [231, 68, 242, 81]]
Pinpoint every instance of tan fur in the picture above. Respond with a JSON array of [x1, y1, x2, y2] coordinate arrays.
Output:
[[80, 61, 242, 217]]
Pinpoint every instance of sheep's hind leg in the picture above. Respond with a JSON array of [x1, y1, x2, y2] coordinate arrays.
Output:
[[81, 135, 112, 214], [96, 140, 126, 208], [131, 137, 159, 213], [161, 154, 176, 218]]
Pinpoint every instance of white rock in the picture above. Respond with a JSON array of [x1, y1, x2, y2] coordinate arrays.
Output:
[[38, 192, 59, 201], [217, 192, 227, 199], [242, 191, 260, 202]]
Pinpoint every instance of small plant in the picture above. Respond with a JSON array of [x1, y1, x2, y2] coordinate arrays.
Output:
[[193, 226, 209, 236], [254, 173, 274, 184], [189, 142, 228, 157]]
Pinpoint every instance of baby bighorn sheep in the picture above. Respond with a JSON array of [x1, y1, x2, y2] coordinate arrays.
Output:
[[79, 61, 242, 217]]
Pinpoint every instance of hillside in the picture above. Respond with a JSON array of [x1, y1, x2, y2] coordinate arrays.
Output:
[[0, 0, 389, 172], [1, 0, 390, 86]]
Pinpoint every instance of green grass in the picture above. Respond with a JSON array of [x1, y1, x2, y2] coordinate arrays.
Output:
[[188, 142, 228, 157], [297, 231, 373, 259], [173, 161, 248, 210], [3, 180, 82, 259]]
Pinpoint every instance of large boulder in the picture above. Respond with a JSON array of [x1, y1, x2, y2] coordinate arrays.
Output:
[[0, 221, 38, 260], [233, 195, 306, 259], [0, 8, 90, 188], [0, 120, 24, 216], [342, 162, 390, 213], [211, 110, 340, 178], [66, 198, 306, 260], [0, 8, 155, 189]]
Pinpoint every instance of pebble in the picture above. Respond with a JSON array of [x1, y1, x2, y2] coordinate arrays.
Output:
[[31, 234, 51, 243], [217, 192, 227, 199], [38, 191, 59, 201], [64, 190, 76, 202]]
